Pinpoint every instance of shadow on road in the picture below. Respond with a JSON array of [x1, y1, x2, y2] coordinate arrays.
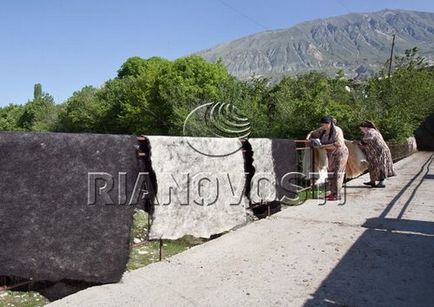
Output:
[[304, 227, 434, 307], [305, 153, 434, 307]]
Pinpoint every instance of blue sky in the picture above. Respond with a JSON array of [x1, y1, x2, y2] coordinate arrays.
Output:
[[1, 0, 433, 106]]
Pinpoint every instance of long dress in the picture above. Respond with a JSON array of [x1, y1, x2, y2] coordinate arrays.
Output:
[[310, 125, 349, 198], [361, 128, 396, 181]]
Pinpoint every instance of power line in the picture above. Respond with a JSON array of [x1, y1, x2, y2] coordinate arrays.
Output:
[[215, 0, 268, 31], [334, 0, 352, 14]]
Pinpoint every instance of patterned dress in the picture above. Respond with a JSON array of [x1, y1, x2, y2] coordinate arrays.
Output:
[[310, 125, 349, 198], [360, 128, 396, 181]]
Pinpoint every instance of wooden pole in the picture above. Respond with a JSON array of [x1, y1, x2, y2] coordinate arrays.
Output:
[[159, 239, 163, 261], [311, 147, 315, 198], [387, 34, 396, 79]]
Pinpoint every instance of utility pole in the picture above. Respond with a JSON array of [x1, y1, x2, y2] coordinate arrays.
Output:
[[387, 34, 396, 79]]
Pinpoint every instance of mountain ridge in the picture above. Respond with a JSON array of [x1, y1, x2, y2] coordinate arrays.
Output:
[[195, 9, 434, 79]]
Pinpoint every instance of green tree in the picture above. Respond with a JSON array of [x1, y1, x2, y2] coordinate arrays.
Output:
[[117, 56, 169, 79], [34, 83, 42, 100], [18, 84, 59, 131], [100, 55, 232, 135], [271, 73, 333, 139], [59, 86, 106, 132], [362, 48, 434, 141], [0, 104, 25, 131], [98, 57, 173, 134]]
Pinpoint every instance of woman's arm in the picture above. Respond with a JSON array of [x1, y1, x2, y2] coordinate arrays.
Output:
[[321, 143, 336, 150], [306, 127, 322, 140], [333, 128, 345, 147]]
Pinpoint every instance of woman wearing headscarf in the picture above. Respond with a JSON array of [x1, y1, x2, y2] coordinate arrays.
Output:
[[307, 116, 349, 200], [358, 121, 396, 188]]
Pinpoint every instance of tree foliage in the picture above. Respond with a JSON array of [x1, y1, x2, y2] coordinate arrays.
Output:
[[1, 49, 432, 143], [0, 104, 25, 131], [16, 84, 59, 131], [59, 86, 104, 133]]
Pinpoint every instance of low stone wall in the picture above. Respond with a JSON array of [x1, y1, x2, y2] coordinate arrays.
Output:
[[0, 132, 297, 300], [388, 137, 418, 161], [0, 131, 417, 300]]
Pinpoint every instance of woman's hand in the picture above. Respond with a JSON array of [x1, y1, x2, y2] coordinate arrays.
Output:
[[321, 144, 335, 150]]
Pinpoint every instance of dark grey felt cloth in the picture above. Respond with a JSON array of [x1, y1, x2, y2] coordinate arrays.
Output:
[[271, 139, 298, 201], [0, 132, 140, 283]]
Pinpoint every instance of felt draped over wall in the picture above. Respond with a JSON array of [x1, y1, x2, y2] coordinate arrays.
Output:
[[248, 139, 297, 204], [0, 132, 140, 285], [302, 140, 369, 182], [0, 132, 305, 298], [345, 140, 369, 179], [146, 136, 249, 240]]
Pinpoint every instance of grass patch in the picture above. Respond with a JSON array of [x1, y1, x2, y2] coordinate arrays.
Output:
[[126, 236, 203, 271], [0, 291, 48, 307], [127, 209, 206, 271], [296, 185, 325, 204]]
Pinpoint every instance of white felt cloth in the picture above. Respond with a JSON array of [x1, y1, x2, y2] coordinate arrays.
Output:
[[302, 140, 368, 183], [147, 136, 248, 240]]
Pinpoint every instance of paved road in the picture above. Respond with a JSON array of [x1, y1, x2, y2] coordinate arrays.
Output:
[[50, 152, 434, 307]]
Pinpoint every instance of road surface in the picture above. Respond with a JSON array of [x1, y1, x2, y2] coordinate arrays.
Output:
[[49, 151, 434, 307]]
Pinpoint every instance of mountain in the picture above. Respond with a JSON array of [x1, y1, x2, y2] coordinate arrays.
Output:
[[196, 9, 434, 79]]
